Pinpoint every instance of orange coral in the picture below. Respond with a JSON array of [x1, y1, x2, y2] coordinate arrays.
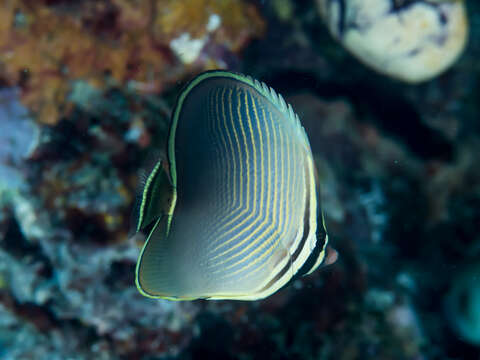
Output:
[[0, 0, 264, 124]]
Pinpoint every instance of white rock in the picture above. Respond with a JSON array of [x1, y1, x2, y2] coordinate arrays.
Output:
[[170, 33, 208, 64], [169, 14, 222, 65], [317, 0, 468, 82]]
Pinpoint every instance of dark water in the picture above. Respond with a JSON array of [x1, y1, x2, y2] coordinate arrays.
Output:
[[0, 1, 479, 359]]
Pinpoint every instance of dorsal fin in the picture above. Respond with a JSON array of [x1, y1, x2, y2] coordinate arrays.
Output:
[[173, 70, 306, 136], [230, 72, 312, 150]]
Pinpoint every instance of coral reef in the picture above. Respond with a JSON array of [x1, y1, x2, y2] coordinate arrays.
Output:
[[0, 88, 39, 198], [0, 0, 479, 359], [0, 0, 264, 124], [0, 86, 199, 358]]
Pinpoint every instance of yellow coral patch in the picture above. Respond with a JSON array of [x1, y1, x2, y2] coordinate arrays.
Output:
[[0, 0, 264, 124]]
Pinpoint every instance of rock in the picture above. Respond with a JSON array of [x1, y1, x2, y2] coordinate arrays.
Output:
[[316, 0, 468, 82]]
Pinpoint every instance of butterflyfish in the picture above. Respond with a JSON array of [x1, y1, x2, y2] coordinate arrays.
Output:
[[132, 70, 332, 300]]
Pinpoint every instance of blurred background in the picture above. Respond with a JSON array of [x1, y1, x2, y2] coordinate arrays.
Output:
[[0, 0, 479, 359]]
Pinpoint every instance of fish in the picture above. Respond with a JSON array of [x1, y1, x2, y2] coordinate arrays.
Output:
[[132, 70, 333, 301]]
